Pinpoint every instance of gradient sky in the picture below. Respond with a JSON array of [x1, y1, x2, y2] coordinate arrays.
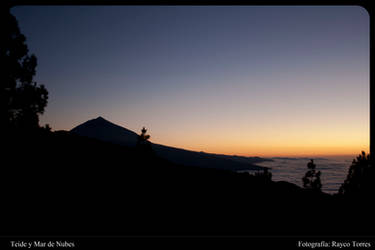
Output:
[[11, 6, 369, 157]]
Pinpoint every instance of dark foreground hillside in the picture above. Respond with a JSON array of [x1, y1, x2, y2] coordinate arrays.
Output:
[[2, 130, 373, 236]]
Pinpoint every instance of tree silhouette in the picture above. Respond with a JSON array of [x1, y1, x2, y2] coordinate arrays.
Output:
[[254, 168, 272, 183], [136, 127, 152, 153], [139, 127, 150, 142], [2, 8, 48, 130], [302, 159, 322, 191], [339, 151, 373, 197]]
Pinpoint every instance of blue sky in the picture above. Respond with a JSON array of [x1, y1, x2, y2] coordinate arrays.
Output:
[[11, 6, 369, 156]]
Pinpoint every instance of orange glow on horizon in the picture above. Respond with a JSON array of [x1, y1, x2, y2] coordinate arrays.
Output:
[[153, 143, 369, 158], [149, 126, 369, 158], [50, 114, 369, 159]]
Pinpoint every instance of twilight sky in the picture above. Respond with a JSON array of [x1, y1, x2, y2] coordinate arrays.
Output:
[[11, 6, 369, 157]]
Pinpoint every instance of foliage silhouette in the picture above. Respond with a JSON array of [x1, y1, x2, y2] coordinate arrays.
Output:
[[43, 123, 52, 132], [339, 151, 374, 197], [3, 129, 374, 236], [2, 8, 373, 237], [2, 8, 48, 130], [302, 159, 322, 191], [136, 126, 152, 153], [254, 168, 272, 183]]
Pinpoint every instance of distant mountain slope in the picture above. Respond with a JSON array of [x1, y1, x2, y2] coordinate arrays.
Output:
[[6, 129, 360, 237], [71, 116, 139, 147], [70, 116, 269, 171], [151, 143, 268, 171]]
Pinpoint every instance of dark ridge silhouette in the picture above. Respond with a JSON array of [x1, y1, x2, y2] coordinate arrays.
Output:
[[210, 154, 273, 164], [2, 129, 374, 236], [71, 116, 269, 171], [2, 8, 373, 238], [70, 116, 139, 147]]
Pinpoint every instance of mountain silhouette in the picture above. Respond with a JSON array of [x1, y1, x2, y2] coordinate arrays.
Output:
[[71, 116, 269, 171], [71, 116, 139, 147], [3, 119, 373, 237]]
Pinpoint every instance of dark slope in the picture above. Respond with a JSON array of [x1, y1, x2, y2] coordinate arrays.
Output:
[[2, 130, 374, 237], [151, 143, 266, 170], [71, 117, 268, 171], [70, 116, 139, 147]]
